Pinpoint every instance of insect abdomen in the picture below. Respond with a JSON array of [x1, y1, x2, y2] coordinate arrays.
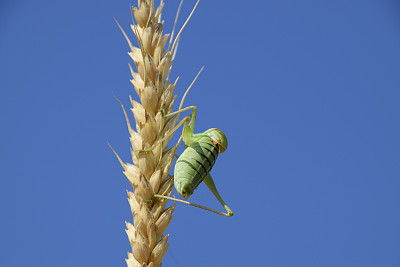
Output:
[[174, 135, 219, 193]]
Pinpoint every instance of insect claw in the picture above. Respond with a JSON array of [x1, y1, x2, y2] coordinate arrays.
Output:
[[159, 108, 166, 117], [137, 148, 151, 153], [146, 195, 156, 204]]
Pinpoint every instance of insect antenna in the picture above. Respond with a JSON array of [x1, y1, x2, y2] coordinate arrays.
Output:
[[168, 0, 184, 52], [168, 1, 184, 79], [171, 0, 200, 55], [167, 249, 184, 267], [175, 66, 204, 123]]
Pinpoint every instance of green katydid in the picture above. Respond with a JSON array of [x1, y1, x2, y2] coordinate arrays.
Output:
[[140, 68, 234, 217]]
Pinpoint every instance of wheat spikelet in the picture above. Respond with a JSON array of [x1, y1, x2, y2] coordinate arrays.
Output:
[[111, 0, 199, 266]]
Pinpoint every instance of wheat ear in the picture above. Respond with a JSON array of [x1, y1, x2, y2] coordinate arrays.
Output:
[[111, 0, 199, 266]]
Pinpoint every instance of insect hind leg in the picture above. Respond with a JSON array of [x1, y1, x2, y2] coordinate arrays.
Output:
[[138, 66, 203, 153], [148, 193, 234, 217], [203, 174, 234, 217]]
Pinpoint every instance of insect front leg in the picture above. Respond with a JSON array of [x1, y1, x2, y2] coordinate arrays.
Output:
[[161, 105, 197, 146], [161, 105, 197, 132], [137, 115, 190, 153], [138, 105, 198, 153]]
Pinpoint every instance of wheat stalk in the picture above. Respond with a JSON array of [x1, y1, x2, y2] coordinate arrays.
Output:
[[110, 0, 199, 266]]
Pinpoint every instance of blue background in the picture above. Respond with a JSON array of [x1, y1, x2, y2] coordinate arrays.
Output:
[[1, 0, 400, 266]]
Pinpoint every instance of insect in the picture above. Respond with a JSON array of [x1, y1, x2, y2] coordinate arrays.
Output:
[[140, 71, 234, 217]]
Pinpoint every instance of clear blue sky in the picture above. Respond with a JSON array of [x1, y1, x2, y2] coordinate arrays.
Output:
[[1, 0, 400, 266]]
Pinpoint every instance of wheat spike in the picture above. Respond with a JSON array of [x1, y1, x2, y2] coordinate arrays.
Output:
[[112, 0, 199, 266]]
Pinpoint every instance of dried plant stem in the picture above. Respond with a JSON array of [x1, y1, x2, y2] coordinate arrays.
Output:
[[111, 0, 199, 266]]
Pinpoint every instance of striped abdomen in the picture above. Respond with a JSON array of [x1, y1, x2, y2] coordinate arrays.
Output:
[[174, 134, 219, 197]]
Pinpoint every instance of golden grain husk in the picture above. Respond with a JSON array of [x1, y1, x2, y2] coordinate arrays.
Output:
[[113, 0, 181, 266]]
